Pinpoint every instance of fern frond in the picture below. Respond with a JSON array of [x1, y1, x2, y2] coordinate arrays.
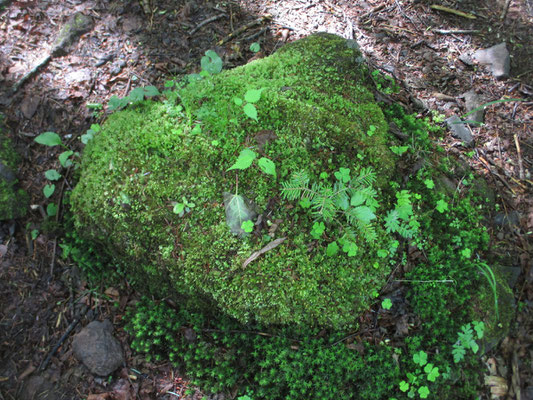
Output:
[[280, 171, 310, 201], [352, 167, 376, 187]]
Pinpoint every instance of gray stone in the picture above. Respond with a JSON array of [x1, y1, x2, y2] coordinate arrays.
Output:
[[463, 89, 485, 124], [52, 13, 93, 56], [446, 115, 474, 146], [72, 320, 124, 376], [473, 43, 510, 79], [493, 210, 520, 228], [0, 161, 15, 182], [458, 53, 474, 66]]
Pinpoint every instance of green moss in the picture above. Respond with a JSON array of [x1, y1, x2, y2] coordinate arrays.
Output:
[[71, 34, 401, 329], [0, 117, 28, 220]]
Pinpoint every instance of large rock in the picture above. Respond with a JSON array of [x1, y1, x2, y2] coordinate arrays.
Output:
[[71, 34, 399, 329], [473, 43, 510, 79], [72, 320, 124, 376]]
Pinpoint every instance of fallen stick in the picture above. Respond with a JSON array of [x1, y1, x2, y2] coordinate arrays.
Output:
[[514, 134, 525, 180], [433, 29, 480, 34], [500, 0, 512, 21], [430, 4, 477, 19], [39, 306, 88, 372], [218, 14, 272, 46], [190, 14, 227, 35]]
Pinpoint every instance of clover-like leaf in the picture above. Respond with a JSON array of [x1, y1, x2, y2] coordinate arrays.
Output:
[[310, 221, 325, 239], [413, 350, 427, 366], [352, 206, 376, 224], [418, 386, 430, 399], [241, 220, 254, 233], [227, 148, 258, 171], [399, 381, 409, 392], [436, 199, 449, 213], [34, 132, 62, 146], [381, 298, 392, 310], [250, 42, 260, 53]]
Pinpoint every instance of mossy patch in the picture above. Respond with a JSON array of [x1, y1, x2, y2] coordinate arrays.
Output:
[[0, 117, 28, 220], [71, 34, 403, 329]]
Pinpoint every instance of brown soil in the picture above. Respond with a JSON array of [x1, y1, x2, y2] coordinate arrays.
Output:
[[1, 0, 532, 399]]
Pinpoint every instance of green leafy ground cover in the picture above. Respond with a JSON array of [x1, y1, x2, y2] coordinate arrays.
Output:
[[65, 33, 514, 399]]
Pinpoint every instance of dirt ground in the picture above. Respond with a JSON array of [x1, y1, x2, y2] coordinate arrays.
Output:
[[0, 0, 532, 399]]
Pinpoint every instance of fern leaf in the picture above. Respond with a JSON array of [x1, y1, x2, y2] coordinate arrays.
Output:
[[280, 171, 310, 201]]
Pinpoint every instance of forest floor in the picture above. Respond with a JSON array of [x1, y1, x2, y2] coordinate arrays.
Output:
[[0, 0, 532, 399]]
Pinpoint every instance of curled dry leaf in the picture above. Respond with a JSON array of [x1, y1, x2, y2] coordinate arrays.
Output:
[[242, 237, 287, 269]]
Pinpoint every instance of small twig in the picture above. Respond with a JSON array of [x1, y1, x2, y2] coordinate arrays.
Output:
[[189, 14, 227, 35], [39, 309, 87, 371], [359, 4, 385, 20], [433, 29, 480, 34], [243, 27, 268, 42], [12, 55, 52, 94], [500, 0, 512, 21], [217, 14, 271, 46], [514, 134, 525, 180], [430, 4, 477, 19]]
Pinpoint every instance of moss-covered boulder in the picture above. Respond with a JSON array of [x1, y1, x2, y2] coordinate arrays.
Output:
[[71, 33, 511, 333], [0, 116, 28, 220]]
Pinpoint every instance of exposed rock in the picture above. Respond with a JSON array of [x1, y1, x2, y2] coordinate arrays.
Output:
[[52, 12, 93, 56], [20, 95, 40, 119], [463, 89, 485, 124], [493, 210, 521, 228], [472, 43, 510, 80], [72, 320, 124, 376], [458, 53, 474, 66], [446, 114, 474, 146]]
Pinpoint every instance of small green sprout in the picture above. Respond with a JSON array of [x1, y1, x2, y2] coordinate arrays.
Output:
[[381, 298, 392, 310]]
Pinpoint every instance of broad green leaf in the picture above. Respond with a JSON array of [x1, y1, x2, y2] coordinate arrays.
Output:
[[243, 103, 258, 121], [227, 148, 257, 171], [59, 150, 74, 167], [244, 88, 264, 104], [129, 87, 145, 103], [143, 86, 160, 97], [45, 169, 61, 181], [173, 203, 185, 216], [34, 132, 62, 146], [257, 157, 276, 178], [201, 50, 223, 74], [223, 192, 257, 237], [399, 381, 409, 392], [326, 241, 339, 256], [43, 184, 55, 198], [250, 42, 260, 53], [473, 321, 485, 339], [352, 206, 376, 224], [46, 203, 58, 217], [81, 132, 94, 144], [299, 198, 311, 209], [108, 95, 126, 111], [31, 229, 39, 240], [233, 97, 243, 106], [350, 192, 365, 207], [470, 341, 479, 354]]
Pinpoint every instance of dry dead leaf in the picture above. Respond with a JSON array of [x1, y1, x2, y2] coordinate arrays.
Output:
[[484, 375, 508, 398]]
